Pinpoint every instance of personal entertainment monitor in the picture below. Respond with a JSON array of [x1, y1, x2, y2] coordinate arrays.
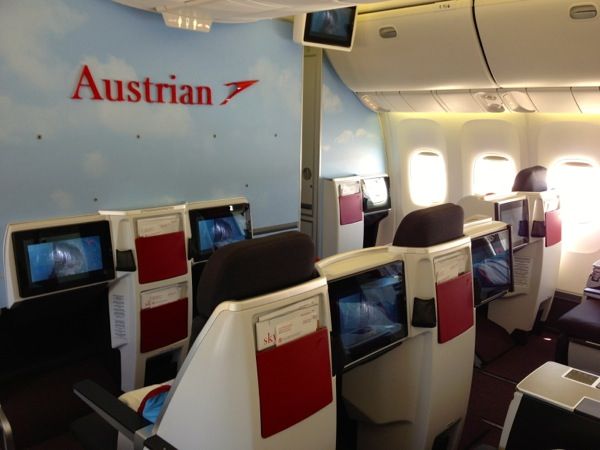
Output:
[[362, 176, 391, 214], [293, 6, 358, 52], [495, 198, 529, 250], [188, 202, 251, 262], [11, 220, 115, 299], [471, 228, 514, 306], [327, 261, 408, 369]]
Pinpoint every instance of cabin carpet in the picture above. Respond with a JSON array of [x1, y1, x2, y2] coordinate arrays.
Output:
[[460, 329, 559, 449]]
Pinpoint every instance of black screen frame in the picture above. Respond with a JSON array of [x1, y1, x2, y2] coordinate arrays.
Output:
[[188, 203, 252, 263], [362, 176, 391, 214], [12, 220, 115, 298], [495, 199, 529, 251], [328, 260, 408, 370], [471, 227, 514, 307], [303, 6, 357, 50]]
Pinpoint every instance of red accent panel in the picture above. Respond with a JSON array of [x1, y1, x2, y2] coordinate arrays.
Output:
[[545, 209, 562, 247], [436, 272, 474, 344], [339, 193, 363, 225], [256, 328, 333, 438], [135, 231, 187, 284], [140, 298, 188, 353]]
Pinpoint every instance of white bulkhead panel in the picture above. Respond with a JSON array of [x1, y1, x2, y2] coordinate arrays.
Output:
[[527, 88, 581, 113], [572, 87, 600, 113], [475, 0, 600, 87], [326, 0, 496, 92]]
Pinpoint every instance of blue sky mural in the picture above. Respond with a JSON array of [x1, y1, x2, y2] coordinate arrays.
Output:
[[0, 0, 303, 305], [320, 55, 386, 179]]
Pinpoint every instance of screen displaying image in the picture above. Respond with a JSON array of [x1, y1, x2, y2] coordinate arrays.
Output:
[[471, 229, 513, 306], [27, 236, 103, 283], [328, 261, 407, 368], [12, 220, 115, 298], [189, 203, 251, 262], [496, 199, 529, 249], [198, 215, 245, 254], [362, 177, 391, 213], [304, 6, 356, 48]]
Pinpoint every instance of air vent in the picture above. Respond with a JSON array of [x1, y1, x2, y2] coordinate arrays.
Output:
[[379, 26, 397, 38], [570, 4, 597, 20]]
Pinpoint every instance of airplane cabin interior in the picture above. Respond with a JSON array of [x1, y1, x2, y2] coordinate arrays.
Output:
[[2, 0, 600, 449]]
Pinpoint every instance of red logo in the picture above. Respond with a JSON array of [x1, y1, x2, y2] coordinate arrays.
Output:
[[70, 64, 258, 106]]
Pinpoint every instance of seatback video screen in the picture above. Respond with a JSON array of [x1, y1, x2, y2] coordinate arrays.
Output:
[[471, 228, 513, 306], [12, 220, 115, 298], [328, 261, 408, 369], [189, 203, 251, 262], [496, 199, 529, 250]]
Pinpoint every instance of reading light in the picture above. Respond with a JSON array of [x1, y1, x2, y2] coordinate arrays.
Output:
[[162, 11, 212, 32]]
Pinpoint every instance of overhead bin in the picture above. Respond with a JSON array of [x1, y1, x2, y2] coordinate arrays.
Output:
[[475, 0, 600, 87], [326, 0, 496, 92]]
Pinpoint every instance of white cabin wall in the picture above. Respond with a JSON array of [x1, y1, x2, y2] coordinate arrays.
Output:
[[382, 113, 528, 227], [382, 110, 600, 296], [527, 114, 600, 294]]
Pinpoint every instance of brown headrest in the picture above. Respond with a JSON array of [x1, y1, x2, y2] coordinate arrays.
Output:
[[512, 165, 547, 192], [393, 203, 464, 247], [196, 231, 316, 321]]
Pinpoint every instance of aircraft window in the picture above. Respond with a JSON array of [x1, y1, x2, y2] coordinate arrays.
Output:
[[409, 150, 447, 206], [549, 158, 600, 252], [472, 154, 516, 195]]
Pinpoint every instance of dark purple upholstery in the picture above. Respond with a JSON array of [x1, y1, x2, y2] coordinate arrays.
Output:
[[512, 165, 547, 192], [556, 299, 600, 343], [195, 231, 316, 323], [393, 203, 464, 248]]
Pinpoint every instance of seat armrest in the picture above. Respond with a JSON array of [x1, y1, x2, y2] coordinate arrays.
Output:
[[0, 403, 15, 450], [584, 287, 600, 300], [74, 380, 151, 441]]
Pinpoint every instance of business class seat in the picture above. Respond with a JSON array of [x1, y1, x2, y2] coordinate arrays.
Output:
[[555, 259, 600, 375], [72, 231, 336, 450], [317, 203, 475, 450], [485, 165, 562, 335]]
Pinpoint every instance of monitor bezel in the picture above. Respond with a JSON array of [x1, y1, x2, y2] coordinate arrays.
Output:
[[12, 220, 115, 298], [188, 202, 252, 263], [299, 6, 358, 51], [362, 176, 391, 214], [470, 227, 514, 307], [494, 198, 529, 251], [328, 260, 408, 370]]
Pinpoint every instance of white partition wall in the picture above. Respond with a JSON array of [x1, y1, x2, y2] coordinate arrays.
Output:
[[317, 238, 474, 450], [101, 204, 192, 391]]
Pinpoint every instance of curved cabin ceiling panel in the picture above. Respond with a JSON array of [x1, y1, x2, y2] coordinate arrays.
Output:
[[113, 0, 384, 24], [326, 0, 495, 92], [476, 0, 600, 87]]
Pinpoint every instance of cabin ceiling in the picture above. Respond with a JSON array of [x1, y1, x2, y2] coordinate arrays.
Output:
[[112, 0, 423, 28]]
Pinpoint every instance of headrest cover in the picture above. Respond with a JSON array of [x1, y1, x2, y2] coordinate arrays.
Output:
[[393, 203, 464, 247], [512, 165, 547, 192], [196, 231, 315, 320]]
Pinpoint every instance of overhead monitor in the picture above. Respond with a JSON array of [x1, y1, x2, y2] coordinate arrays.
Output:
[[471, 228, 513, 306], [293, 6, 358, 52], [495, 197, 529, 250], [10, 220, 115, 300], [188, 201, 252, 262], [327, 261, 408, 369]]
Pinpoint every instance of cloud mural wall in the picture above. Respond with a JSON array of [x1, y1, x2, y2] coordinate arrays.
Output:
[[0, 0, 302, 305], [320, 56, 386, 178]]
